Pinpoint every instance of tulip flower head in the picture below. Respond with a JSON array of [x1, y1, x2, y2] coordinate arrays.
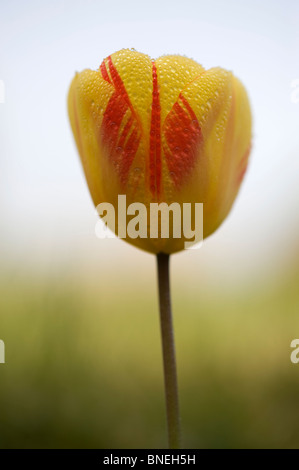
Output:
[[68, 49, 252, 254]]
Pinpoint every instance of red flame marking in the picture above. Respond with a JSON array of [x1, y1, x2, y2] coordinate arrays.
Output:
[[149, 61, 162, 198], [163, 92, 202, 188], [99, 56, 141, 185]]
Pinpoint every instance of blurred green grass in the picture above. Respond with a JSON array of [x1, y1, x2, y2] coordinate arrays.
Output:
[[0, 262, 299, 449]]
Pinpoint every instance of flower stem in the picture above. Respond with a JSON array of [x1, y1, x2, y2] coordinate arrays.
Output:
[[156, 253, 181, 449]]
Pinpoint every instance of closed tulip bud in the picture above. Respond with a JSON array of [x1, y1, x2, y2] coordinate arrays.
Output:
[[68, 49, 252, 254]]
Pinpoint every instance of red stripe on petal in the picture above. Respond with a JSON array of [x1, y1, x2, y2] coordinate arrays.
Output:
[[149, 61, 162, 198], [99, 56, 141, 186], [120, 126, 141, 182], [100, 60, 112, 83], [118, 115, 134, 148], [163, 94, 202, 188]]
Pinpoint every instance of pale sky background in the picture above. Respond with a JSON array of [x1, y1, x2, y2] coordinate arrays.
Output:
[[0, 0, 298, 288]]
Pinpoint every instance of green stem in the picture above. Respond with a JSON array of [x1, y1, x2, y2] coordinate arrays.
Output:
[[156, 253, 181, 449]]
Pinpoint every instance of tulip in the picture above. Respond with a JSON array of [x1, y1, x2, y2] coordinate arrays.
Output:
[[68, 49, 251, 254], [68, 49, 252, 449]]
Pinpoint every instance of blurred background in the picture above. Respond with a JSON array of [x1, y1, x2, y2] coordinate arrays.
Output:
[[0, 0, 299, 449]]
